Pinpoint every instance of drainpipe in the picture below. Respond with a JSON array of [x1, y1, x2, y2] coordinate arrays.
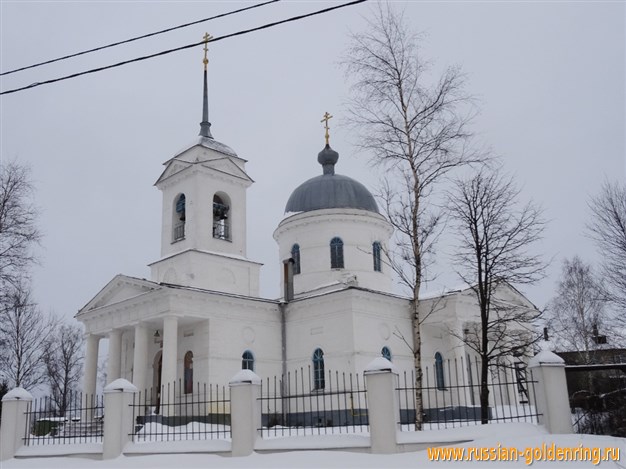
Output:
[[283, 259, 294, 302]]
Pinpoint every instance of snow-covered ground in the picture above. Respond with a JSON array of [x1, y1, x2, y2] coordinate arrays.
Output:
[[4, 424, 625, 468]]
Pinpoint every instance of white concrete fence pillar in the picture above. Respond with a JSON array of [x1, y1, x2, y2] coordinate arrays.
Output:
[[103, 379, 138, 460], [0, 388, 33, 461], [364, 357, 400, 454], [528, 347, 573, 434], [229, 370, 261, 457]]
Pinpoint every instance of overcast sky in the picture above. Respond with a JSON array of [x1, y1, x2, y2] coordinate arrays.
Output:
[[1, 1, 624, 323]]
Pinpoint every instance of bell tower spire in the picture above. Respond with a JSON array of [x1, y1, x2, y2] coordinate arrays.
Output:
[[199, 33, 214, 139]]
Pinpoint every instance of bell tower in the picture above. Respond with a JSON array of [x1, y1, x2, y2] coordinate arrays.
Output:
[[149, 34, 261, 296]]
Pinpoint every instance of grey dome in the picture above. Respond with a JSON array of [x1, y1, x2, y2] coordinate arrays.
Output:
[[285, 145, 379, 214]]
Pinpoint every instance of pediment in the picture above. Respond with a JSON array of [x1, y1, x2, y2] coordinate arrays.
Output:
[[156, 147, 252, 186], [78, 275, 160, 313], [457, 282, 537, 310], [199, 157, 252, 182], [155, 159, 193, 184]]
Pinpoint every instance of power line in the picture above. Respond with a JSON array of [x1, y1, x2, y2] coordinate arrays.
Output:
[[0, 0, 281, 77], [1, 0, 368, 96]]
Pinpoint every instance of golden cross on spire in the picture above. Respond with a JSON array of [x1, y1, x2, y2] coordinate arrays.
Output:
[[321, 112, 333, 145], [203, 33, 213, 71]]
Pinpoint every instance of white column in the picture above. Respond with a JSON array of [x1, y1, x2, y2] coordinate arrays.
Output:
[[83, 334, 100, 396], [107, 329, 122, 384], [161, 317, 178, 389], [132, 324, 149, 391]]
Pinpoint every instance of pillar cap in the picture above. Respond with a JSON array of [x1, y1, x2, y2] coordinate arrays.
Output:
[[104, 378, 138, 393], [364, 357, 398, 375], [229, 369, 261, 386], [2, 387, 33, 401], [528, 349, 565, 368]]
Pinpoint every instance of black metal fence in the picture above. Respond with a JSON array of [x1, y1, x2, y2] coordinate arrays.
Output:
[[129, 380, 230, 442], [397, 357, 540, 430], [258, 367, 368, 437], [566, 365, 626, 437], [23, 392, 104, 445]]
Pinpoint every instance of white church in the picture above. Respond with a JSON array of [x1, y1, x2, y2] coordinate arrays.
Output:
[[76, 57, 539, 410]]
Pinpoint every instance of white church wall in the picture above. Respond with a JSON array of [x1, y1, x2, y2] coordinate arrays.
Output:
[[274, 209, 393, 296], [150, 249, 261, 296], [350, 291, 414, 377], [206, 314, 282, 386], [159, 292, 282, 387], [284, 291, 357, 379]]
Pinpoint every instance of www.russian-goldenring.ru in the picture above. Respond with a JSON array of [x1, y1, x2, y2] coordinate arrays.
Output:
[[427, 443, 620, 465]]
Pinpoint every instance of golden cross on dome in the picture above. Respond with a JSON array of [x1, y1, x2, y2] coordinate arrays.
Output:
[[203, 33, 213, 71], [321, 112, 333, 145]]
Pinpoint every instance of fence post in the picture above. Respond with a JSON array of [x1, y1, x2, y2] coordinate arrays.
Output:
[[528, 347, 573, 434], [229, 369, 261, 457], [103, 378, 138, 459], [364, 358, 399, 454], [0, 387, 33, 461]]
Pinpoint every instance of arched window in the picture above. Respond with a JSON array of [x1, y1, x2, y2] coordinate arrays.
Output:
[[213, 193, 231, 241], [330, 237, 344, 269], [184, 351, 193, 394], [242, 350, 254, 371], [173, 194, 186, 241], [291, 244, 301, 275], [435, 352, 445, 390], [313, 348, 325, 390], [372, 241, 382, 272], [381, 346, 392, 361]]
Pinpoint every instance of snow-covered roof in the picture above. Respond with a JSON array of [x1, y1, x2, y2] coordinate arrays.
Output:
[[148, 248, 262, 266], [173, 136, 239, 160]]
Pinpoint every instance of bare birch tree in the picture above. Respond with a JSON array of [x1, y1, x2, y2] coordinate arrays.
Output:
[[0, 161, 41, 289], [44, 323, 84, 414], [448, 167, 546, 423], [547, 256, 609, 363], [343, 4, 481, 429], [588, 180, 626, 314], [0, 283, 55, 390]]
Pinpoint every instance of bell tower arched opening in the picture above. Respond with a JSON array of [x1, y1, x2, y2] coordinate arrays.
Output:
[[172, 193, 186, 242], [212, 192, 231, 241]]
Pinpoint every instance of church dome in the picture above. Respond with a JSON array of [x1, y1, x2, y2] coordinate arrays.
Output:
[[285, 145, 379, 214]]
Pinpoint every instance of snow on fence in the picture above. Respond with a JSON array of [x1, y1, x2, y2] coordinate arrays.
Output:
[[397, 357, 541, 430], [129, 380, 230, 442], [23, 392, 104, 445], [258, 368, 368, 437]]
